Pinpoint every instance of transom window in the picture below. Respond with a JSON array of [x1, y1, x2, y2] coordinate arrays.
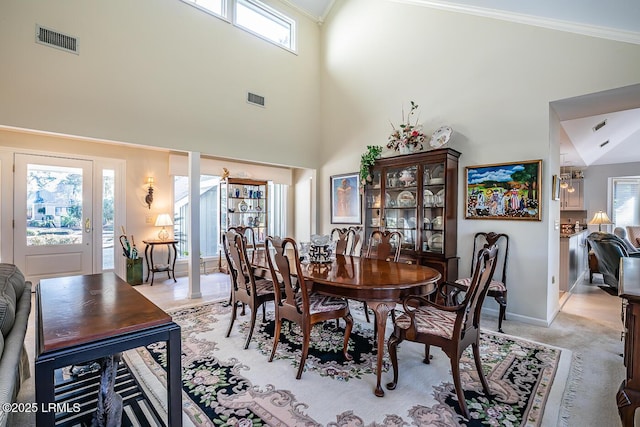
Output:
[[181, 0, 226, 18], [180, 0, 296, 52], [235, 0, 295, 51]]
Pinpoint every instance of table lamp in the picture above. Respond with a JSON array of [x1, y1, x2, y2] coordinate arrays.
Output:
[[589, 210, 611, 232], [155, 213, 173, 241]]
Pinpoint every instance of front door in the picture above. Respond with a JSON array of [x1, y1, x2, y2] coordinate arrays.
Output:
[[14, 153, 93, 283]]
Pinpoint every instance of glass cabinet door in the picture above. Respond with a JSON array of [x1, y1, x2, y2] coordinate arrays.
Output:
[[422, 161, 446, 254], [364, 170, 382, 241], [384, 165, 418, 251]]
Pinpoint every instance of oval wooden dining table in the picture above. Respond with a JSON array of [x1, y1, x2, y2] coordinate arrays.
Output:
[[251, 251, 441, 397]]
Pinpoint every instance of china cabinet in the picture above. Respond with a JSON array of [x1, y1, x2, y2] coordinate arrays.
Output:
[[363, 148, 461, 283], [220, 178, 269, 242]]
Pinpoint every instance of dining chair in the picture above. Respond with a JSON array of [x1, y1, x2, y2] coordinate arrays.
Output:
[[453, 232, 509, 332], [331, 227, 356, 256], [222, 230, 276, 349], [229, 226, 259, 260], [361, 230, 403, 322], [265, 236, 354, 379], [386, 244, 499, 419], [366, 230, 402, 262], [348, 226, 363, 256]]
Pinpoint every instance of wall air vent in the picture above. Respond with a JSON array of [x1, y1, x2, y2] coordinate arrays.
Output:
[[592, 119, 607, 132], [247, 92, 265, 107], [600, 140, 610, 148], [35, 25, 79, 54]]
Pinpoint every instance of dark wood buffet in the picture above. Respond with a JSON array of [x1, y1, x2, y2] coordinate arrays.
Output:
[[618, 257, 640, 426]]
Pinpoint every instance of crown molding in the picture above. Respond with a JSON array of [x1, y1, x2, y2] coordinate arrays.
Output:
[[391, 0, 640, 45]]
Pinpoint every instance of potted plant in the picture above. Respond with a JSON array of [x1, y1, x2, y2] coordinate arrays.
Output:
[[359, 145, 383, 190]]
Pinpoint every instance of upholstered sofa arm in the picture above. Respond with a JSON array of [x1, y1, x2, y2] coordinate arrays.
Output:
[[0, 275, 32, 427]]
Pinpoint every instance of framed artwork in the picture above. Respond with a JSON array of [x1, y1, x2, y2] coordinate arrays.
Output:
[[552, 175, 561, 201], [330, 172, 361, 224], [465, 159, 542, 221]]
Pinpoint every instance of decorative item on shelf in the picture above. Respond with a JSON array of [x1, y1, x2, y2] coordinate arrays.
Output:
[[145, 176, 154, 209], [155, 213, 173, 241], [398, 168, 415, 186], [359, 145, 383, 190], [386, 101, 426, 154], [239, 200, 248, 212], [429, 126, 453, 149], [221, 167, 230, 181], [589, 210, 612, 232]]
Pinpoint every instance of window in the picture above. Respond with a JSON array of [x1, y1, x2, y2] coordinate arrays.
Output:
[[173, 176, 288, 261], [612, 177, 640, 228], [235, 0, 296, 51], [179, 0, 296, 52], [102, 169, 115, 270], [174, 175, 221, 259], [181, 0, 227, 18]]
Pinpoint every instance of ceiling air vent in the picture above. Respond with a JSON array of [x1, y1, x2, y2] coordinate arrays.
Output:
[[247, 92, 265, 107], [592, 119, 607, 132], [600, 140, 610, 148], [35, 25, 79, 54]]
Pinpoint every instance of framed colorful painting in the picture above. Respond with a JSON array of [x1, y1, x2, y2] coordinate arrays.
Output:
[[465, 160, 542, 220], [330, 172, 361, 224]]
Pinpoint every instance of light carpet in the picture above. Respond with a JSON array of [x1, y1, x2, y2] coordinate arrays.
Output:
[[124, 300, 573, 426]]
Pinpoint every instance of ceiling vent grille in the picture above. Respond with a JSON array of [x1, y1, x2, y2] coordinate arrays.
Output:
[[35, 25, 79, 54], [247, 92, 265, 107], [592, 119, 607, 132]]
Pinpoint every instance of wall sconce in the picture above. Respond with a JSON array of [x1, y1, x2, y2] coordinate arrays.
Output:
[[155, 213, 173, 241], [145, 177, 154, 209]]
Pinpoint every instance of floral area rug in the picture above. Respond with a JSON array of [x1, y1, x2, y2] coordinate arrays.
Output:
[[124, 301, 571, 427]]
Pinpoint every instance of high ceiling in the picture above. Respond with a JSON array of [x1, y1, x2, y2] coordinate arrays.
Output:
[[287, 0, 640, 168]]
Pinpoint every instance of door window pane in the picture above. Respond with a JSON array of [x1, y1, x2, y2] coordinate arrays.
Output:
[[26, 164, 83, 246], [102, 169, 115, 270]]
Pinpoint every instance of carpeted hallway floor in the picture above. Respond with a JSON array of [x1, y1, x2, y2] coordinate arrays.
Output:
[[14, 271, 624, 426]]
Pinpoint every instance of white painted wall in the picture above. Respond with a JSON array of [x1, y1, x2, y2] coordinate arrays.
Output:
[[584, 162, 640, 232], [319, 0, 640, 324], [0, 0, 322, 169]]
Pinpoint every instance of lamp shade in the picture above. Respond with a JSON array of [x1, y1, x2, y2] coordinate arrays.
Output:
[[589, 211, 611, 231], [155, 213, 173, 240], [155, 213, 173, 227]]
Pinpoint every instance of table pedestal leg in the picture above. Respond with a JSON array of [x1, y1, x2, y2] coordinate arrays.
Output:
[[368, 301, 393, 397]]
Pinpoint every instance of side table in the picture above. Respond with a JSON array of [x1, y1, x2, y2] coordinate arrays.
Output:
[[143, 239, 178, 285]]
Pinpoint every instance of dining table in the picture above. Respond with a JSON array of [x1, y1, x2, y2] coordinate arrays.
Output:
[[251, 250, 441, 397]]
